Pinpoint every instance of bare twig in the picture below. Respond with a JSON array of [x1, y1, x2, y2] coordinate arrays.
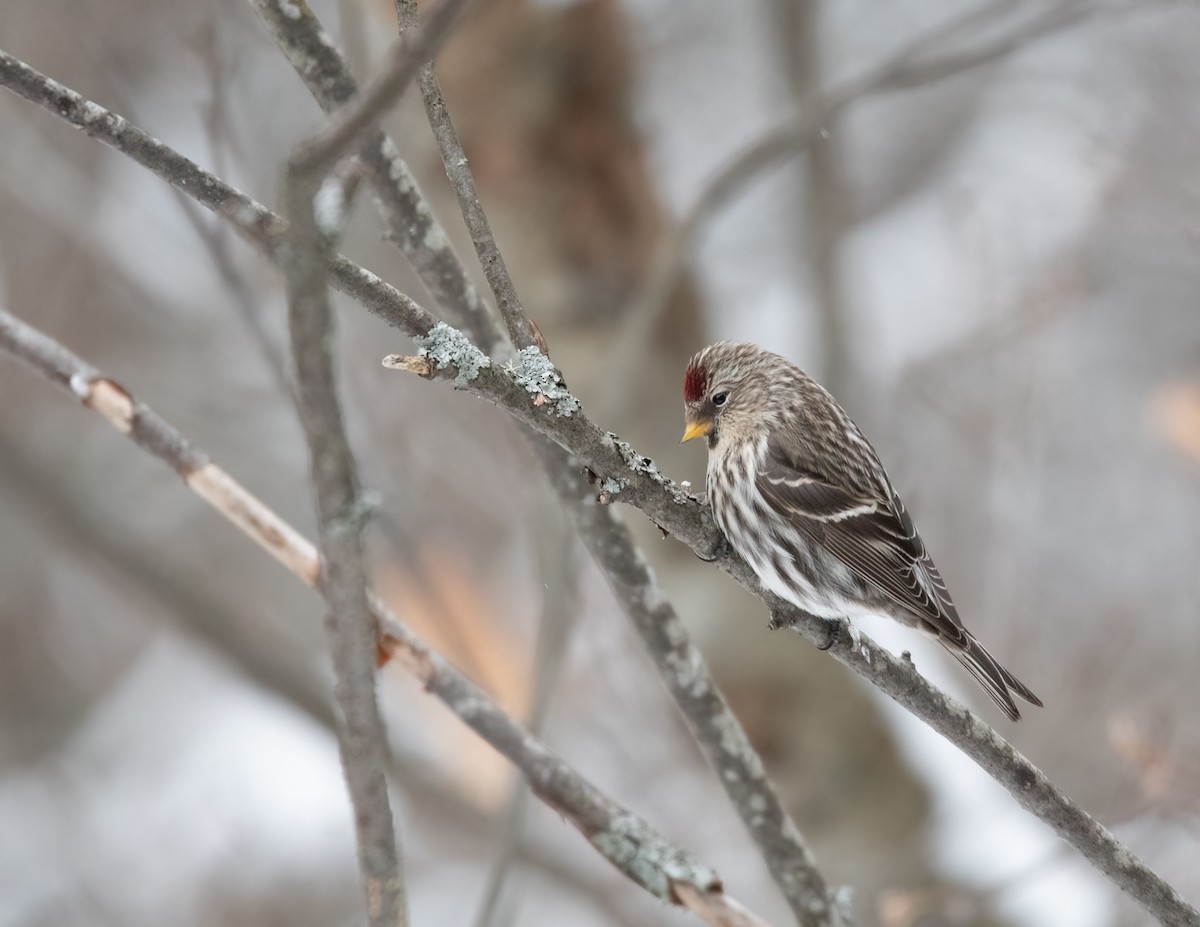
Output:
[[884, 0, 1103, 89], [0, 50, 440, 339], [772, 0, 854, 399], [288, 0, 470, 181], [3, 54, 1195, 926], [379, 339, 1200, 927], [0, 440, 639, 925], [673, 882, 775, 927], [355, 21, 844, 927], [376, 603, 758, 927], [473, 517, 580, 927], [362, 6, 845, 919], [282, 69, 409, 927], [394, 0, 535, 352], [0, 305, 772, 927], [607, 0, 1118, 380], [246, 0, 505, 356]]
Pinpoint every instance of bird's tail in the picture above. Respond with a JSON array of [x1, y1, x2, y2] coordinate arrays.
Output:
[[941, 633, 1043, 722]]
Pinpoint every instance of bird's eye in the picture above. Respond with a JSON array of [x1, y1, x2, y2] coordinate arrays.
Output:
[[711, 391, 729, 407]]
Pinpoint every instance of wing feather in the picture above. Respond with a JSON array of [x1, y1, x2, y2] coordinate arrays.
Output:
[[756, 449, 968, 645]]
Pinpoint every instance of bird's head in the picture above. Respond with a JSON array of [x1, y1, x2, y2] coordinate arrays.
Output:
[[681, 342, 780, 449]]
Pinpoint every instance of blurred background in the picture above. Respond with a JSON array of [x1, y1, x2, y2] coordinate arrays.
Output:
[[1, 0, 1198, 925]]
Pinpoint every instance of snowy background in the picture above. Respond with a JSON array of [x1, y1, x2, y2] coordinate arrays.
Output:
[[1, 1, 1198, 925]]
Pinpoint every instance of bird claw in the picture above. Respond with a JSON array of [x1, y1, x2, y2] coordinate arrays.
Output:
[[695, 530, 731, 563], [816, 619, 841, 651]]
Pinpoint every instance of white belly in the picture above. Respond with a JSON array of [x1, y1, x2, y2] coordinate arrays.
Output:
[[706, 443, 878, 624]]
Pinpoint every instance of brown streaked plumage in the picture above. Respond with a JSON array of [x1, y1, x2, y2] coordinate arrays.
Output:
[[682, 341, 1041, 721]]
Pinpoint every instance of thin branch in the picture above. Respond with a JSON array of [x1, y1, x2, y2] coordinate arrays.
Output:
[[372, 5, 845, 918], [246, 0, 506, 356], [771, 0, 854, 399], [282, 62, 409, 927], [606, 0, 1119, 377], [0, 49, 441, 340], [674, 883, 776, 927], [4, 53, 1195, 926], [0, 440, 637, 925], [884, 0, 1104, 89], [543, 457, 848, 926], [473, 519, 580, 927], [394, 0, 536, 352], [288, 0, 470, 180], [381, 338, 1200, 927], [0, 304, 772, 927]]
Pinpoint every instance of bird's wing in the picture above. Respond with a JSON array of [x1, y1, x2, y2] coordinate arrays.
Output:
[[755, 451, 968, 647]]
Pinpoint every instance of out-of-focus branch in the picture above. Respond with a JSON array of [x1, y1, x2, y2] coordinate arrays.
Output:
[[377, 340, 1200, 927], [772, 0, 853, 399], [0, 305, 772, 927], [247, 0, 506, 356], [3, 55, 1195, 927], [608, 0, 1126, 374], [394, 0, 535, 352], [544, 459, 848, 926], [884, 0, 1104, 89], [281, 46, 421, 927], [472, 518, 580, 927], [0, 440, 640, 925], [366, 5, 845, 919]]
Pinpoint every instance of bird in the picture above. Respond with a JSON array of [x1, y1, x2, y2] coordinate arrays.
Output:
[[681, 341, 1041, 721]]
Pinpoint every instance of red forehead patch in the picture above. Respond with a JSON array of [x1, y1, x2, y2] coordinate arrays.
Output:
[[683, 364, 707, 403]]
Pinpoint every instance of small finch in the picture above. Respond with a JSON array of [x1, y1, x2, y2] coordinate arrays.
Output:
[[682, 342, 1041, 721]]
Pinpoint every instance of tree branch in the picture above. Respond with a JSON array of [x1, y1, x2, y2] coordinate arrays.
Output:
[[282, 75, 409, 927], [243, 6, 846, 922], [544, 457, 849, 926], [0, 304, 773, 927], [277, 3, 488, 917], [393, 0, 536, 352], [246, 0, 507, 356], [3, 49, 1195, 926], [472, 516, 580, 927], [286, 0, 471, 182], [606, 0, 1131, 376], [371, 4, 847, 918], [382, 337, 1199, 926]]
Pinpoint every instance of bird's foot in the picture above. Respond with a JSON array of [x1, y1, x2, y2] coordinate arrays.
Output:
[[696, 529, 731, 563], [816, 619, 840, 651]]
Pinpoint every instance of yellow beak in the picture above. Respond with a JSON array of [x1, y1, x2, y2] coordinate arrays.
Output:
[[681, 420, 711, 443]]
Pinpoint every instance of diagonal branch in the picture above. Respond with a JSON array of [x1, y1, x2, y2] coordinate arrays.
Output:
[[247, 0, 506, 356], [384, 3, 845, 920], [245, 5, 846, 922], [605, 0, 1137, 380], [393, 0, 535, 352], [3, 50, 1195, 927], [287, 0, 471, 181], [276, 4, 481, 921], [0, 304, 773, 927], [382, 337, 1200, 927]]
